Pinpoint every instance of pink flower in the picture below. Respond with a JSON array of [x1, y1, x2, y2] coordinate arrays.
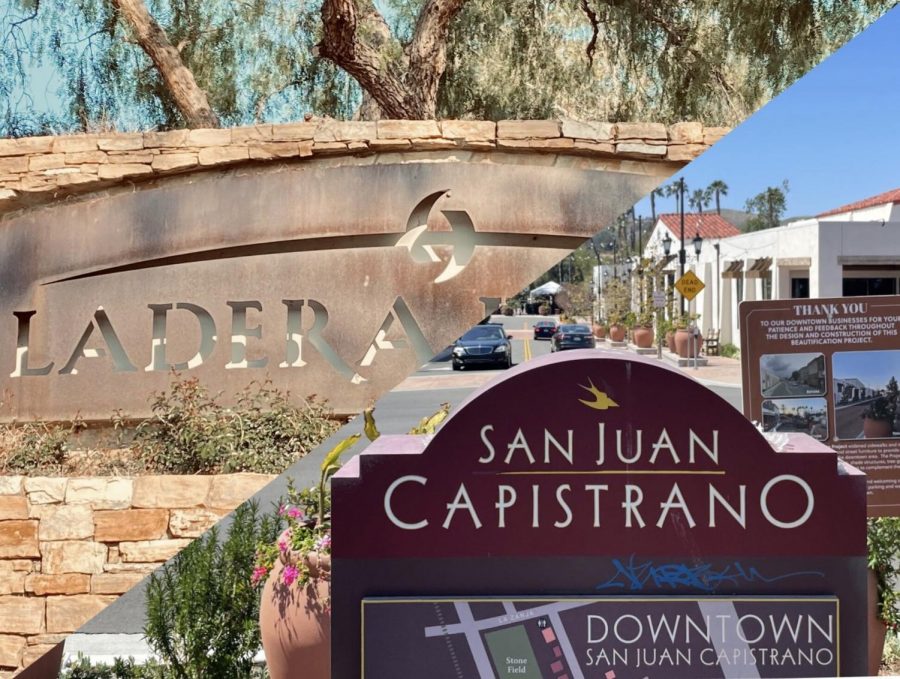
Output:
[[286, 507, 304, 520], [282, 564, 299, 586], [278, 533, 291, 554], [314, 534, 332, 552], [277, 504, 286, 516], [251, 566, 268, 586]]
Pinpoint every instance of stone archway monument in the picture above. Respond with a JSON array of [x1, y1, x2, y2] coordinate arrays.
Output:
[[332, 350, 868, 677], [0, 119, 721, 420]]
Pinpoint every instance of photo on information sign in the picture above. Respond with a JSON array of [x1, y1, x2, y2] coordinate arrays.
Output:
[[833, 349, 900, 440], [759, 352, 827, 398]]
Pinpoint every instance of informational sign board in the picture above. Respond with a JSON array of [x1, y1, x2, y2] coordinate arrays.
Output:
[[675, 270, 705, 301], [740, 295, 900, 515], [362, 596, 838, 678], [652, 290, 666, 308], [332, 351, 867, 678]]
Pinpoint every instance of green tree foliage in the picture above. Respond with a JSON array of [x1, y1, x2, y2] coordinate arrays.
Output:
[[2, 0, 895, 134], [144, 502, 279, 679], [744, 180, 790, 231]]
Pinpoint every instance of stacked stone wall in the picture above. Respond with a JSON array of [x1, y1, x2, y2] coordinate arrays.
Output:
[[0, 473, 274, 676]]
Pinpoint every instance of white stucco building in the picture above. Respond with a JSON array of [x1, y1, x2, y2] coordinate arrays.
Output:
[[651, 188, 900, 347]]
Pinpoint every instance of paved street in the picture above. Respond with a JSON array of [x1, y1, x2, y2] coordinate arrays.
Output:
[[762, 380, 823, 397], [834, 400, 871, 440], [78, 314, 743, 640]]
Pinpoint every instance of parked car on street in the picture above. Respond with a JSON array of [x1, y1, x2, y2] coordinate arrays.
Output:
[[533, 319, 558, 339], [551, 324, 596, 352], [452, 324, 513, 370]]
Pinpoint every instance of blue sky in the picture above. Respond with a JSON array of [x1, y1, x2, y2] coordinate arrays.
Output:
[[635, 5, 900, 220], [833, 350, 900, 390]]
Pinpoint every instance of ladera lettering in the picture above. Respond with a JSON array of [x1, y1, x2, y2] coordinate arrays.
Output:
[[9, 295, 438, 383], [383, 424, 816, 531]]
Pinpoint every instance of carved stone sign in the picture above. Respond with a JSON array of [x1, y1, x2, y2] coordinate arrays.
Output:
[[740, 295, 900, 515], [332, 351, 867, 677], [0, 159, 659, 420]]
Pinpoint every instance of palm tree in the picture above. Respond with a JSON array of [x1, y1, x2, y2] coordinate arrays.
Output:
[[649, 187, 665, 223], [664, 182, 685, 213], [708, 180, 729, 214], [689, 188, 712, 214]]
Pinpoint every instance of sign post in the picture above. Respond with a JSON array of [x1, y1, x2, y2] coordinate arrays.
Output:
[[653, 289, 666, 361], [333, 351, 867, 677]]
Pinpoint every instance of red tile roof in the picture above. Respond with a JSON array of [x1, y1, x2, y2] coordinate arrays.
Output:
[[817, 187, 900, 217], [657, 213, 741, 239]]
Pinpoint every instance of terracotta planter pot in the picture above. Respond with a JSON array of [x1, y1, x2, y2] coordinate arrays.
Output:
[[260, 550, 331, 679], [665, 331, 675, 353], [608, 324, 626, 342], [674, 329, 702, 358], [632, 327, 653, 348], [868, 568, 888, 675], [592, 324, 607, 339], [863, 416, 893, 439]]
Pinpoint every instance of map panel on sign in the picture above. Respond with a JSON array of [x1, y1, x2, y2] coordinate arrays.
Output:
[[361, 596, 839, 679]]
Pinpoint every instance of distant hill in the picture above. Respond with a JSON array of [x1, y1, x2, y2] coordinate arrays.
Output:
[[718, 208, 753, 231]]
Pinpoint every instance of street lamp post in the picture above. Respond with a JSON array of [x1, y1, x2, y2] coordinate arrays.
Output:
[[678, 177, 686, 315]]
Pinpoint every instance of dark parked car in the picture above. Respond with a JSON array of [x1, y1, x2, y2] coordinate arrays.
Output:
[[551, 324, 596, 352], [452, 324, 513, 370], [533, 319, 558, 339]]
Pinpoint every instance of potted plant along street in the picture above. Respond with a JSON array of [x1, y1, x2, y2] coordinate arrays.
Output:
[[631, 309, 654, 349], [254, 406, 450, 679], [673, 314, 702, 358], [867, 517, 900, 674], [607, 310, 627, 342], [592, 317, 607, 339], [862, 397, 896, 439]]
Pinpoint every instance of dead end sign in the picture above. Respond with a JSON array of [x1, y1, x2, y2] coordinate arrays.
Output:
[[675, 270, 705, 300], [332, 351, 868, 678]]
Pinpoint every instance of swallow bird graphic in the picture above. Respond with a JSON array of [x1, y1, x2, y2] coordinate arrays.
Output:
[[578, 379, 619, 410]]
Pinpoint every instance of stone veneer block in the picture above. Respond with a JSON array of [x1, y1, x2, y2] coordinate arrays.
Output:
[[22, 644, 58, 667], [186, 128, 232, 147], [667, 144, 708, 162], [93, 509, 169, 542], [151, 153, 198, 172], [0, 478, 23, 495], [0, 136, 54, 157], [51, 136, 99, 153], [271, 122, 318, 141], [440, 120, 496, 141], [24, 478, 67, 504], [0, 496, 27, 521], [0, 157, 28, 175], [45, 595, 117, 633], [230, 125, 274, 143], [91, 572, 147, 595], [142, 129, 190, 148], [377, 120, 441, 140], [118, 539, 192, 563], [616, 142, 667, 157], [560, 120, 615, 141], [28, 154, 65, 172], [615, 122, 667, 140], [65, 478, 133, 509], [25, 573, 91, 596], [41, 541, 106, 575], [97, 163, 153, 180], [198, 146, 250, 166], [704, 126, 730, 145], [168, 508, 228, 538], [97, 134, 143, 151], [497, 120, 560, 139], [37, 505, 93, 541], [132, 476, 211, 508], [314, 121, 376, 142], [0, 634, 25, 669], [0, 597, 44, 635], [0, 572, 25, 595], [0, 520, 39, 558], [668, 121, 704, 144], [206, 473, 275, 508]]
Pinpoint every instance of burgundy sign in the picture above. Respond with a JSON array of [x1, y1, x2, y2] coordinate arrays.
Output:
[[739, 295, 900, 515], [332, 351, 867, 677]]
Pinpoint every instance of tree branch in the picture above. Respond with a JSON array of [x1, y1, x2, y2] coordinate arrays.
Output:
[[110, 0, 219, 128], [405, 0, 467, 116]]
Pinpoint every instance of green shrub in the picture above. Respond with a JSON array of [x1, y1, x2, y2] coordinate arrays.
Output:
[[720, 343, 740, 359], [144, 502, 278, 679], [59, 655, 165, 678], [0, 421, 75, 474], [134, 377, 339, 474]]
